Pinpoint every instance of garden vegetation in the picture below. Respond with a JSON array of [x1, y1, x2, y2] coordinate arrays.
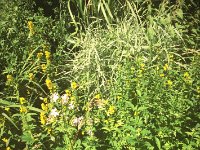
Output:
[[0, 0, 199, 149]]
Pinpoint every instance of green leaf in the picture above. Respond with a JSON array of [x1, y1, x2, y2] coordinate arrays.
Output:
[[155, 137, 161, 150], [136, 89, 142, 97], [176, 9, 183, 19], [2, 113, 19, 130]]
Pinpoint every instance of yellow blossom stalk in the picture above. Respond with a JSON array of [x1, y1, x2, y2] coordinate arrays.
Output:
[[106, 106, 115, 116], [28, 21, 33, 30], [40, 112, 46, 125], [65, 89, 71, 96], [19, 97, 26, 105], [140, 63, 145, 70], [29, 73, 34, 81], [37, 52, 43, 59], [163, 64, 169, 71], [71, 81, 78, 90], [4, 107, 10, 111], [41, 64, 47, 72], [41, 103, 48, 111], [7, 75, 13, 82], [6, 147, 11, 150], [166, 80, 173, 87], [160, 73, 165, 77], [43, 97, 48, 103], [46, 78, 53, 90], [94, 94, 100, 99], [2, 137, 8, 143], [20, 106, 27, 113], [45, 51, 51, 60], [184, 72, 190, 79], [28, 21, 34, 36]]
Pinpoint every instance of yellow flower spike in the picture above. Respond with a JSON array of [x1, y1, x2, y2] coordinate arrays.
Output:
[[94, 94, 100, 99], [27, 21, 34, 36], [163, 64, 169, 71], [37, 52, 43, 59], [2, 137, 8, 143], [71, 81, 78, 90], [45, 51, 51, 60], [41, 64, 47, 72], [43, 98, 48, 103], [19, 97, 26, 105], [5, 107, 10, 111], [28, 21, 33, 30], [140, 63, 145, 69], [107, 105, 115, 116], [29, 73, 34, 81], [160, 73, 165, 77], [40, 112, 46, 125], [45, 78, 53, 90], [41, 103, 48, 111], [6, 147, 11, 150], [166, 80, 173, 86], [7, 75, 13, 82], [184, 72, 190, 79], [65, 89, 71, 97], [20, 106, 27, 113], [197, 87, 200, 94]]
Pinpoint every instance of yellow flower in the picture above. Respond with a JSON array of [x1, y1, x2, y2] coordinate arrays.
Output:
[[160, 73, 165, 77], [106, 106, 115, 116], [184, 72, 190, 79], [140, 63, 145, 69], [166, 80, 173, 86], [28, 21, 33, 30], [6, 147, 11, 150], [197, 87, 200, 94], [5, 107, 10, 111], [2, 137, 8, 143], [46, 78, 53, 90], [163, 64, 169, 71], [94, 94, 100, 99], [71, 81, 78, 90], [41, 103, 48, 111], [43, 97, 48, 103], [37, 52, 43, 59], [65, 89, 71, 96], [29, 73, 34, 80], [20, 106, 27, 113], [19, 97, 26, 105], [28, 21, 34, 36], [40, 112, 46, 125], [7, 75, 13, 82], [41, 64, 47, 72], [45, 51, 51, 60]]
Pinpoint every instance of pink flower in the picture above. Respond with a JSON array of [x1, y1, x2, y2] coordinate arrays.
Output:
[[49, 108, 59, 117], [50, 93, 59, 102], [61, 94, 69, 104]]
